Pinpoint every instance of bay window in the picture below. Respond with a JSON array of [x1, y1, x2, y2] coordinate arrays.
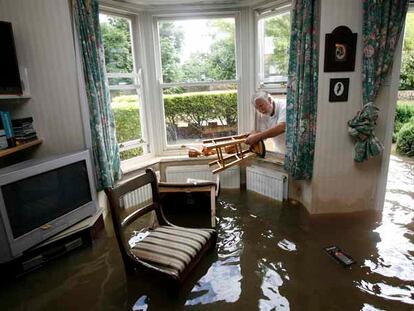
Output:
[[99, 12, 149, 161]]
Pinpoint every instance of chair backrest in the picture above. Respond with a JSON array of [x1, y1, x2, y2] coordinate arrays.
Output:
[[105, 169, 165, 267]]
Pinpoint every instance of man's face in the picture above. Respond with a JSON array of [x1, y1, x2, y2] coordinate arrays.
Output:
[[254, 97, 272, 115]]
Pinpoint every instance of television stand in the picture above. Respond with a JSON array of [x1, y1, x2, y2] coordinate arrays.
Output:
[[33, 207, 104, 249], [1, 207, 104, 277]]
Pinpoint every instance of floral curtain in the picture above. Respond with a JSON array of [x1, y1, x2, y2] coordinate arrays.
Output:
[[348, 0, 409, 162], [72, 0, 121, 190], [284, 0, 318, 180]]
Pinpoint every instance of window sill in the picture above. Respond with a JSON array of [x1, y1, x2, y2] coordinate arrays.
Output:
[[252, 151, 285, 171], [120, 153, 218, 177], [121, 151, 285, 178]]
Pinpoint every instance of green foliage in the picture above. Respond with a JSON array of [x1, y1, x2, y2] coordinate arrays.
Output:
[[400, 54, 414, 90], [165, 19, 236, 83], [403, 12, 414, 55], [396, 118, 414, 157], [111, 99, 141, 143], [164, 90, 237, 130], [111, 97, 142, 160], [120, 147, 143, 161], [395, 101, 414, 127], [400, 12, 414, 90], [181, 53, 211, 82], [393, 102, 414, 142], [264, 14, 291, 75], [164, 90, 237, 142], [100, 16, 133, 74], [205, 20, 236, 81], [159, 22, 184, 83]]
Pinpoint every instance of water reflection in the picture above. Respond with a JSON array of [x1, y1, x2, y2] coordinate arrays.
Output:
[[361, 303, 386, 311], [358, 155, 414, 305], [258, 260, 290, 310], [132, 295, 149, 311], [357, 280, 414, 305], [185, 200, 243, 306], [277, 239, 297, 252]]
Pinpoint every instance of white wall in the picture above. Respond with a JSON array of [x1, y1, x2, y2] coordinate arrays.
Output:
[[292, 0, 403, 214], [0, 0, 86, 159]]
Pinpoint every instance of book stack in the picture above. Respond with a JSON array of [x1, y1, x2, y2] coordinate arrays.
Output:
[[0, 123, 8, 150], [12, 117, 37, 144], [0, 111, 15, 148]]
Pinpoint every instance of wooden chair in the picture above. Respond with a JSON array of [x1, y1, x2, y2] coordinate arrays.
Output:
[[203, 133, 266, 174], [105, 169, 217, 283]]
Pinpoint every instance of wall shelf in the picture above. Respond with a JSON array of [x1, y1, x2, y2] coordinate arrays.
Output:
[[0, 95, 31, 100], [0, 139, 42, 158]]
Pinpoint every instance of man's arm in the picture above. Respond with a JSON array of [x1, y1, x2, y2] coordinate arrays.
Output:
[[245, 122, 286, 146]]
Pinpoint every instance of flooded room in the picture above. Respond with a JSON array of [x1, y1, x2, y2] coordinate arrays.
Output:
[[0, 0, 413, 310]]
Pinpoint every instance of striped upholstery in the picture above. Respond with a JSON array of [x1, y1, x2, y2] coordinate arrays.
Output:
[[131, 226, 215, 277]]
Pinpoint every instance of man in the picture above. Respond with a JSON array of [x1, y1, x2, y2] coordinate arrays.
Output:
[[245, 91, 286, 154]]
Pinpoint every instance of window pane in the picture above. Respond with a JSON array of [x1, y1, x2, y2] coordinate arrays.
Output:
[[110, 90, 144, 160], [100, 14, 134, 74], [158, 18, 236, 83], [163, 84, 238, 145], [259, 13, 290, 84]]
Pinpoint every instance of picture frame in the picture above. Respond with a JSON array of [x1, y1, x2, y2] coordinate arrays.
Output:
[[329, 78, 349, 102], [324, 26, 357, 72]]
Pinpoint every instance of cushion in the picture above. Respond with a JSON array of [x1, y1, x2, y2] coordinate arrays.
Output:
[[131, 226, 215, 277]]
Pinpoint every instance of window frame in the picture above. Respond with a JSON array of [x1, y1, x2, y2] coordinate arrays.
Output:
[[99, 10, 152, 163], [255, 3, 291, 93], [153, 13, 241, 152]]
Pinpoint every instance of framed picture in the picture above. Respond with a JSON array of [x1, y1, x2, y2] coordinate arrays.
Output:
[[329, 78, 349, 102], [324, 26, 357, 72]]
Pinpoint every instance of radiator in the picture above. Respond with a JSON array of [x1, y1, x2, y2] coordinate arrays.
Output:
[[165, 165, 240, 189], [122, 184, 152, 209], [246, 166, 288, 201], [122, 171, 160, 209]]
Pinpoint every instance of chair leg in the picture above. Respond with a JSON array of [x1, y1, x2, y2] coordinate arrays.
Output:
[[210, 187, 216, 227]]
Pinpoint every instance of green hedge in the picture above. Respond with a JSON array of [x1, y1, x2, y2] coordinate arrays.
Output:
[[111, 99, 141, 143], [393, 102, 414, 144], [111, 97, 142, 160], [396, 117, 414, 157], [111, 91, 238, 160], [164, 90, 237, 129]]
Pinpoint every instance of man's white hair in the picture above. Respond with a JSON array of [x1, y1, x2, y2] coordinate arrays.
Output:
[[251, 91, 270, 106]]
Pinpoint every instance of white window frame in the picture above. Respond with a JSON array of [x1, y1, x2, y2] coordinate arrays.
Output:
[[255, 2, 291, 93], [153, 13, 241, 152], [99, 10, 151, 162]]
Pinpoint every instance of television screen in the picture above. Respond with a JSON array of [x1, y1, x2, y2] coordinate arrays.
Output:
[[0, 21, 22, 95], [2, 161, 92, 238]]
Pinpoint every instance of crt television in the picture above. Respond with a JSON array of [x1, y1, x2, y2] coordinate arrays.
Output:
[[0, 21, 22, 95], [0, 150, 98, 263]]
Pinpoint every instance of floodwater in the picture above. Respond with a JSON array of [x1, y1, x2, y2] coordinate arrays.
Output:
[[0, 154, 413, 311]]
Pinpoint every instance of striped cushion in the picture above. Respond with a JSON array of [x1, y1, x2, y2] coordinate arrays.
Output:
[[131, 226, 215, 277]]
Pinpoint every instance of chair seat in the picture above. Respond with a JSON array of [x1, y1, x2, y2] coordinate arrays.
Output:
[[131, 226, 216, 277]]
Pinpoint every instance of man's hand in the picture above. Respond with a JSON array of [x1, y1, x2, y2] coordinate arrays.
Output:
[[245, 132, 262, 146]]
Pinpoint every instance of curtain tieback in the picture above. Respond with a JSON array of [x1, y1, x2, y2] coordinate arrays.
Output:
[[348, 102, 384, 162]]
